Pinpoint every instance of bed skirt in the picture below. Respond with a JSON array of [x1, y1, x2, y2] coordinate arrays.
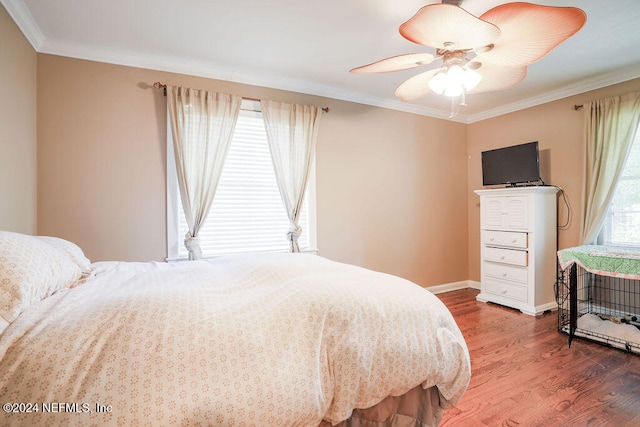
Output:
[[320, 385, 442, 427]]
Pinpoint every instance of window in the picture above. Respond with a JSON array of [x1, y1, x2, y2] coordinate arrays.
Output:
[[167, 101, 317, 260], [600, 127, 640, 247]]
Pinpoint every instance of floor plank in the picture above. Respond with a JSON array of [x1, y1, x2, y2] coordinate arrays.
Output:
[[436, 288, 640, 427]]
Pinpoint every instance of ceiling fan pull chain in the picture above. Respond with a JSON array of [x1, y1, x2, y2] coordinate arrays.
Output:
[[449, 96, 460, 119]]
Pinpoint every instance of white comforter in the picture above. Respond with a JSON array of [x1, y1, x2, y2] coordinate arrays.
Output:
[[0, 253, 470, 426]]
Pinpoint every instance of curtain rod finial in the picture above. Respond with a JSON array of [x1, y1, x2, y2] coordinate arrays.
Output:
[[153, 82, 167, 96]]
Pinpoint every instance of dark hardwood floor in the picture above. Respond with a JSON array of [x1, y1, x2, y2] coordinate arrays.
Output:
[[436, 288, 640, 427]]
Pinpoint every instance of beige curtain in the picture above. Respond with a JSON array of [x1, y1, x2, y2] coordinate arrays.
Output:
[[581, 92, 640, 244], [167, 86, 242, 259], [261, 100, 322, 253]]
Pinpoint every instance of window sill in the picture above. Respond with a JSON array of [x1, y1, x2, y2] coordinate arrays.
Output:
[[166, 247, 319, 263], [599, 242, 640, 251]]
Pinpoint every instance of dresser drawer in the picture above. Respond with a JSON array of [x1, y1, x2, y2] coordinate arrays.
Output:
[[484, 278, 528, 302], [483, 230, 528, 249], [485, 263, 528, 285], [483, 246, 528, 266]]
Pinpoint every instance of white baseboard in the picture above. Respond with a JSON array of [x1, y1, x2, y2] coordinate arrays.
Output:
[[427, 280, 481, 295]]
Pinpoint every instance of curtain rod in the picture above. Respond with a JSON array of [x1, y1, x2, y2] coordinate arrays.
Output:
[[572, 104, 583, 111], [152, 82, 329, 113]]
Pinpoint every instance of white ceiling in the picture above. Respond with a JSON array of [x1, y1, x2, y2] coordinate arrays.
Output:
[[4, 0, 640, 123]]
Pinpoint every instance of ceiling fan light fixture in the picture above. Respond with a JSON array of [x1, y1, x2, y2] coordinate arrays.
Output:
[[444, 82, 463, 98], [427, 71, 447, 95], [444, 65, 465, 96], [427, 64, 480, 98], [462, 68, 483, 91], [447, 64, 465, 81]]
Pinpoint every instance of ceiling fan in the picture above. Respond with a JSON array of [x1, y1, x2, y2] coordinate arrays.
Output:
[[350, 1, 586, 116]]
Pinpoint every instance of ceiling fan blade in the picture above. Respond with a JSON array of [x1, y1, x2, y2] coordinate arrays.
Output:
[[399, 4, 500, 50], [394, 68, 442, 101], [350, 53, 436, 74], [477, 3, 586, 66], [466, 62, 527, 93]]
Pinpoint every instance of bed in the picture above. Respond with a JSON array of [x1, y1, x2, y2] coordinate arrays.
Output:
[[0, 231, 470, 426]]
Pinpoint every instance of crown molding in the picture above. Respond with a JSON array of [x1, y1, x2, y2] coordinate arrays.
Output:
[[5, 0, 640, 124], [42, 35, 637, 124], [465, 65, 640, 123], [1, 0, 43, 50]]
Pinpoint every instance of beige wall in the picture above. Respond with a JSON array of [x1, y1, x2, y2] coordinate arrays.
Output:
[[37, 56, 168, 263], [467, 78, 640, 281], [317, 103, 468, 287], [36, 55, 469, 288], [0, 4, 37, 233]]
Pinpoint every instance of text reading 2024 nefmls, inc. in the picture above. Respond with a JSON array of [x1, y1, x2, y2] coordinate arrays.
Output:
[[2, 402, 113, 414]]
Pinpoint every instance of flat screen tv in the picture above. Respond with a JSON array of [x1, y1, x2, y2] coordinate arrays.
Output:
[[481, 141, 541, 187]]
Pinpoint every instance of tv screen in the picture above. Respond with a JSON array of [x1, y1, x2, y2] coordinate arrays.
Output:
[[482, 141, 541, 186]]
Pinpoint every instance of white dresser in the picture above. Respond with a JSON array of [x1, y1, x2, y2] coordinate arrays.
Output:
[[475, 186, 558, 315]]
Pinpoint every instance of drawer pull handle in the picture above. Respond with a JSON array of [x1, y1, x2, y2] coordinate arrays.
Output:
[[502, 273, 507, 277], [502, 289, 507, 294], [500, 256, 505, 260], [512, 239, 517, 243]]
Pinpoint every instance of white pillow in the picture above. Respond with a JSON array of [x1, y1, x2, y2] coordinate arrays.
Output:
[[36, 235, 92, 275], [0, 231, 83, 332]]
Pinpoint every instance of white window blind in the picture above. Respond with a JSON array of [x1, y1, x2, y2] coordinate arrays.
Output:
[[601, 126, 640, 247], [167, 103, 316, 260]]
